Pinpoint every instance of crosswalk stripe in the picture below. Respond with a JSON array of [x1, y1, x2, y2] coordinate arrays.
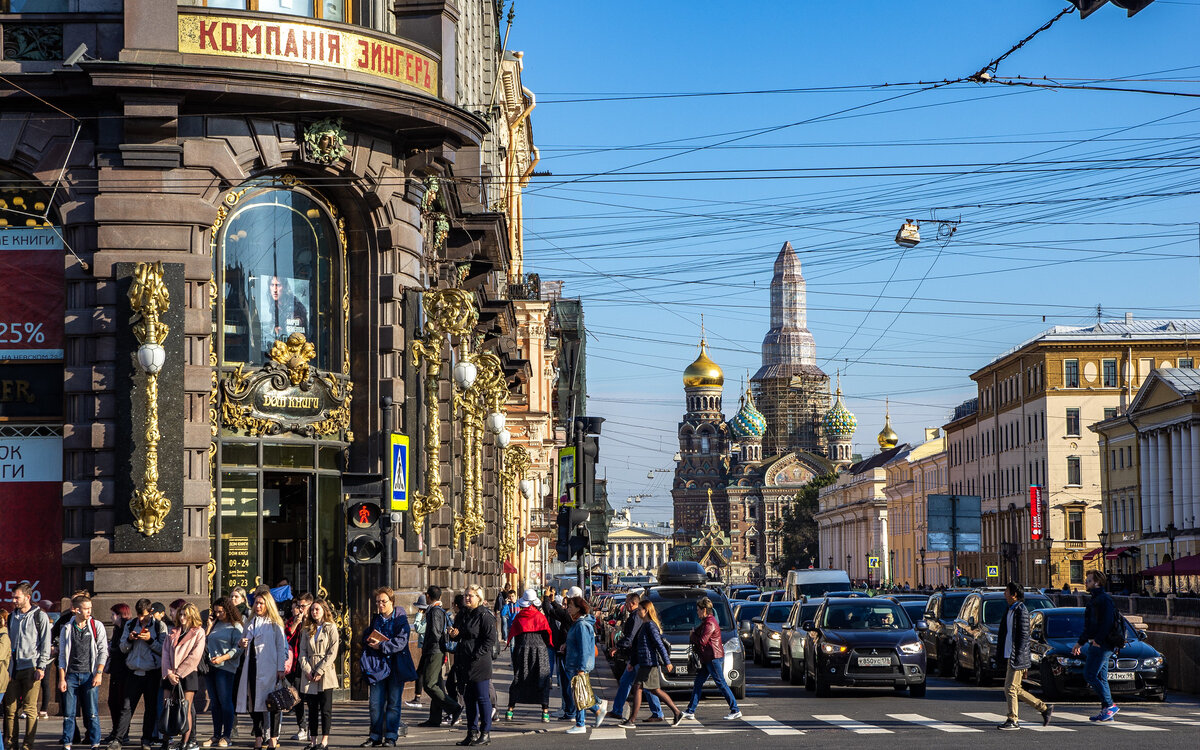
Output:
[[1053, 711, 1167, 730], [739, 715, 803, 736], [961, 711, 1073, 732], [589, 727, 627, 741], [887, 713, 981, 733], [812, 714, 893, 734], [1117, 711, 1200, 726]]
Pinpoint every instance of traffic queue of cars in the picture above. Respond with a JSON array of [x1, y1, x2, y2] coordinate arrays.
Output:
[[717, 583, 1169, 703]]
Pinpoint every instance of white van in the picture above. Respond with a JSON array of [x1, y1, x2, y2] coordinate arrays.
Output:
[[785, 569, 852, 600]]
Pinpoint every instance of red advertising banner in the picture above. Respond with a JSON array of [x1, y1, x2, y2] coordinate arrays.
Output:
[[1029, 485, 1043, 541], [0, 228, 64, 361], [0, 434, 62, 608]]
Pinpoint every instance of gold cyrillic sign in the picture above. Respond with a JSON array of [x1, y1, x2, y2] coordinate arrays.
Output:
[[179, 13, 439, 97]]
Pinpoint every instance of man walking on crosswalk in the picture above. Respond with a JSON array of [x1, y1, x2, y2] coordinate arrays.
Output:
[[996, 582, 1052, 731]]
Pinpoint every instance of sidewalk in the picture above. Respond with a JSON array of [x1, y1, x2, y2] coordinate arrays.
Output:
[[28, 651, 615, 748]]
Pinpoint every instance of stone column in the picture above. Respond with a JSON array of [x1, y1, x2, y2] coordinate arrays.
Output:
[[1181, 426, 1193, 529], [1191, 422, 1200, 530], [1171, 426, 1185, 529], [1139, 437, 1152, 533], [1148, 432, 1160, 532], [1158, 429, 1172, 533]]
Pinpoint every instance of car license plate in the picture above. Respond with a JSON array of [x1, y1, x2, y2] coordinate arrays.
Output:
[[857, 657, 890, 667], [1107, 671, 1134, 681]]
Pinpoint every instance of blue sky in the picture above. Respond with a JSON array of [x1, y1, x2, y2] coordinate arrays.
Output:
[[507, 1, 1200, 522]]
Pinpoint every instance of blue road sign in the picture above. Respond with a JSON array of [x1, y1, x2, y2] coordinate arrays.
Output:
[[389, 433, 409, 511]]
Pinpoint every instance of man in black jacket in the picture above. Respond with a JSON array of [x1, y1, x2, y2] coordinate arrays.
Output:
[[540, 594, 574, 719], [1071, 570, 1120, 721], [995, 583, 1052, 730], [418, 586, 462, 728]]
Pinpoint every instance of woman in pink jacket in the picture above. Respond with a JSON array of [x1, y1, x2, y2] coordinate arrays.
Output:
[[161, 604, 207, 750]]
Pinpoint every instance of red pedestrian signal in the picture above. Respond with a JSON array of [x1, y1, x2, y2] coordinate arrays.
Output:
[[348, 501, 380, 529]]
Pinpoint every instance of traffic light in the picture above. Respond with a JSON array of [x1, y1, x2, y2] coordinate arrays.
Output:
[[346, 500, 384, 564], [1073, 0, 1154, 18], [579, 435, 599, 508], [555, 505, 590, 563]]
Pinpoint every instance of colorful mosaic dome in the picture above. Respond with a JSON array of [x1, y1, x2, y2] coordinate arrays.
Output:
[[729, 388, 767, 438], [823, 389, 857, 438]]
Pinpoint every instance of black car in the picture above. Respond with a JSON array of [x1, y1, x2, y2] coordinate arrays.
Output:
[[1026, 607, 1166, 701], [951, 591, 1053, 685], [919, 589, 971, 676], [802, 597, 927, 697], [750, 601, 793, 665], [733, 602, 766, 652]]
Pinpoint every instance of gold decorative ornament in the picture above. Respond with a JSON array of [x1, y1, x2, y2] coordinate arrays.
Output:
[[453, 350, 506, 549], [408, 288, 479, 531], [128, 261, 172, 537], [269, 333, 317, 386], [303, 117, 351, 165], [498, 444, 531, 563]]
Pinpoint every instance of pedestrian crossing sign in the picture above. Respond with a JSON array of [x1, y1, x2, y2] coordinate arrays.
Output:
[[389, 433, 409, 511], [987, 564, 999, 578], [868, 556, 879, 569]]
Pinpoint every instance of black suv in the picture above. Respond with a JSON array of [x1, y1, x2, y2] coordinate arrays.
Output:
[[919, 589, 970, 676], [802, 597, 928, 697], [950, 590, 1053, 685]]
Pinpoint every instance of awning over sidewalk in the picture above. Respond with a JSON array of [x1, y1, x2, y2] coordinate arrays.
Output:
[[1105, 545, 1136, 560], [1140, 552, 1200, 576], [1082, 547, 1105, 561]]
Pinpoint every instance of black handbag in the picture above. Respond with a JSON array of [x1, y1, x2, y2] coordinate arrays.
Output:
[[266, 678, 300, 713], [160, 683, 189, 738]]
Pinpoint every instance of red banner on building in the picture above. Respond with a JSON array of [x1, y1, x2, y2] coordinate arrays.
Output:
[[0, 434, 63, 608], [1029, 485, 1043, 541], [0, 228, 64, 361]]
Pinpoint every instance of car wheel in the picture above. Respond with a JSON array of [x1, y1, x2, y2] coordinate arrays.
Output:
[[804, 662, 816, 692], [1038, 663, 1061, 700], [910, 681, 927, 698], [780, 655, 790, 682], [789, 656, 804, 686], [952, 650, 967, 682], [937, 645, 953, 677], [733, 680, 746, 700], [973, 651, 990, 687], [815, 668, 831, 697], [1147, 691, 1166, 702]]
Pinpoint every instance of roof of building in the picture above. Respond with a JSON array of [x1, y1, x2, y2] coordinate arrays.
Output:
[[848, 443, 910, 475], [823, 385, 857, 438], [683, 340, 724, 388], [609, 526, 673, 541], [729, 387, 768, 438], [1157, 367, 1200, 394], [982, 318, 1200, 372]]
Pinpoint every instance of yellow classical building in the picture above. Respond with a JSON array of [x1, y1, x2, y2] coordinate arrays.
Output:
[[883, 429, 948, 588]]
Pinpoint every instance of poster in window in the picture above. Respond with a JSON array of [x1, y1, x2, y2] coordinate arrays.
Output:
[[255, 274, 310, 350]]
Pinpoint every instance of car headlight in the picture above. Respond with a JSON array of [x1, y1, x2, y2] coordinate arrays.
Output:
[[723, 636, 742, 654], [1058, 656, 1083, 667], [1142, 656, 1164, 669], [822, 642, 849, 654], [769, 632, 781, 641], [899, 641, 923, 655]]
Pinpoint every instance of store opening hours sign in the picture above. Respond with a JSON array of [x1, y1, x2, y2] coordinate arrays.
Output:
[[0, 433, 62, 607], [0, 228, 64, 361]]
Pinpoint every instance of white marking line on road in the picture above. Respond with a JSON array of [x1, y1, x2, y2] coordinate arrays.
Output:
[[1118, 711, 1200, 726], [1053, 711, 1167, 731], [589, 727, 627, 741], [811, 714, 893, 734], [887, 713, 981, 733], [961, 712, 1074, 732], [739, 715, 804, 736]]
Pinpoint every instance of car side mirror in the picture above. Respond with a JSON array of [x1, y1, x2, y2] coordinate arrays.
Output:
[[968, 617, 977, 628], [752, 617, 763, 624], [1136, 628, 1147, 641], [915, 621, 928, 631], [802, 620, 815, 631]]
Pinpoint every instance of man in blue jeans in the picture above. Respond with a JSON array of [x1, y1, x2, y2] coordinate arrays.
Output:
[[608, 594, 662, 722], [360, 588, 417, 746], [57, 595, 108, 750], [1072, 570, 1120, 722]]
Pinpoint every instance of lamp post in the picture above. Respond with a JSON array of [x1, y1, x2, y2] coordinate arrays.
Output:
[[1097, 530, 1109, 576], [1165, 522, 1178, 595], [919, 547, 926, 589], [846, 554, 852, 579], [828, 555, 833, 570]]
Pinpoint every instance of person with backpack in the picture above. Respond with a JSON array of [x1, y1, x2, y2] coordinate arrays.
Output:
[[111, 598, 168, 750], [57, 594, 108, 750], [994, 583, 1052, 730], [102, 604, 132, 748], [1072, 569, 1123, 722], [2, 584, 52, 750], [417, 586, 461, 728], [358, 588, 417, 747]]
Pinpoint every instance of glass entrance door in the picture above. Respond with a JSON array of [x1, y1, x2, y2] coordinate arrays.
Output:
[[262, 472, 315, 595]]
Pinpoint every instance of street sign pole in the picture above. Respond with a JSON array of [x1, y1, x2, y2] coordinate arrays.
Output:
[[950, 495, 958, 586]]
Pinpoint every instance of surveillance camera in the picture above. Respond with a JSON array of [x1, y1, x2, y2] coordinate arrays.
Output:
[[64, 43, 89, 67]]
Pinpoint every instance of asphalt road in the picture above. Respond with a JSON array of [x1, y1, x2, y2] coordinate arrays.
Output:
[[31, 655, 1200, 749]]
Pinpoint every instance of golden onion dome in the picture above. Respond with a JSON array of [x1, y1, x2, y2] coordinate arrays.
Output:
[[877, 399, 898, 449], [683, 341, 724, 388]]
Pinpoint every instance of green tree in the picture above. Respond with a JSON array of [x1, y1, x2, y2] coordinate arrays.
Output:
[[773, 472, 838, 573]]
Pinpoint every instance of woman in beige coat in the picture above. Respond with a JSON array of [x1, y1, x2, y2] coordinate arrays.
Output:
[[298, 599, 339, 750]]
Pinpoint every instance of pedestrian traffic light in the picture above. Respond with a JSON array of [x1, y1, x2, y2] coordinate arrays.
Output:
[[346, 500, 384, 564], [555, 505, 590, 563]]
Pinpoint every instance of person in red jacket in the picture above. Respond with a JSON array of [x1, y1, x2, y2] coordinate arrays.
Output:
[[681, 598, 740, 721]]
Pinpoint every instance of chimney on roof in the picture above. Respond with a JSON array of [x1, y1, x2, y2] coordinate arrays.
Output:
[[924, 427, 941, 441], [1125, 312, 1134, 325]]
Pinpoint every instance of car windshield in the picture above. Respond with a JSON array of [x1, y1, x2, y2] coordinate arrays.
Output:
[[735, 604, 765, 622], [766, 605, 791, 623], [1043, 612, 1134, 641], [941, 594, 968, 619], [656, 598, 734, 632], [981, 596, 1054, 624], [901, 602, 926, 621], [822, 602, 909, 630]]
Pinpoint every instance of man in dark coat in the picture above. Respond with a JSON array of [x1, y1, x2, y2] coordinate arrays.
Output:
[[1072, 569, 1121, 721], [995, 583, 1052, 730], [417, 586, 461, 728], [541, 592, 575, 719]]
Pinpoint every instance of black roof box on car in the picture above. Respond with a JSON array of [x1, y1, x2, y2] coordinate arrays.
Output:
[[656, 561, 708, 586]]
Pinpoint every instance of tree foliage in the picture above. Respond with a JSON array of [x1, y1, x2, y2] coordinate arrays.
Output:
[[773, 472, 839, 573]]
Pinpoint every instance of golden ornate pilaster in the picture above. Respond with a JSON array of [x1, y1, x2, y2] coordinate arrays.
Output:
[[128, 261, 172, 536], [499, 444, 530, 563], [408, 287, 478, 531]]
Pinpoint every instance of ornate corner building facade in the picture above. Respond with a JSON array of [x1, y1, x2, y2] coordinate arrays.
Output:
[[0, 1, 562, 649]]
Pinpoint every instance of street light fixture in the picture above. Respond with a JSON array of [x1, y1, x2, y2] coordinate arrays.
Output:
[[828, 555, 833, 570], [1097, 530, 1109, 576], [919, 547, 926, 589], [1165, 522, 1178, 595]]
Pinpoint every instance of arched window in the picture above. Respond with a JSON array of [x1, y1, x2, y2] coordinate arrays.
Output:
[[215, 182, 344, 372]]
